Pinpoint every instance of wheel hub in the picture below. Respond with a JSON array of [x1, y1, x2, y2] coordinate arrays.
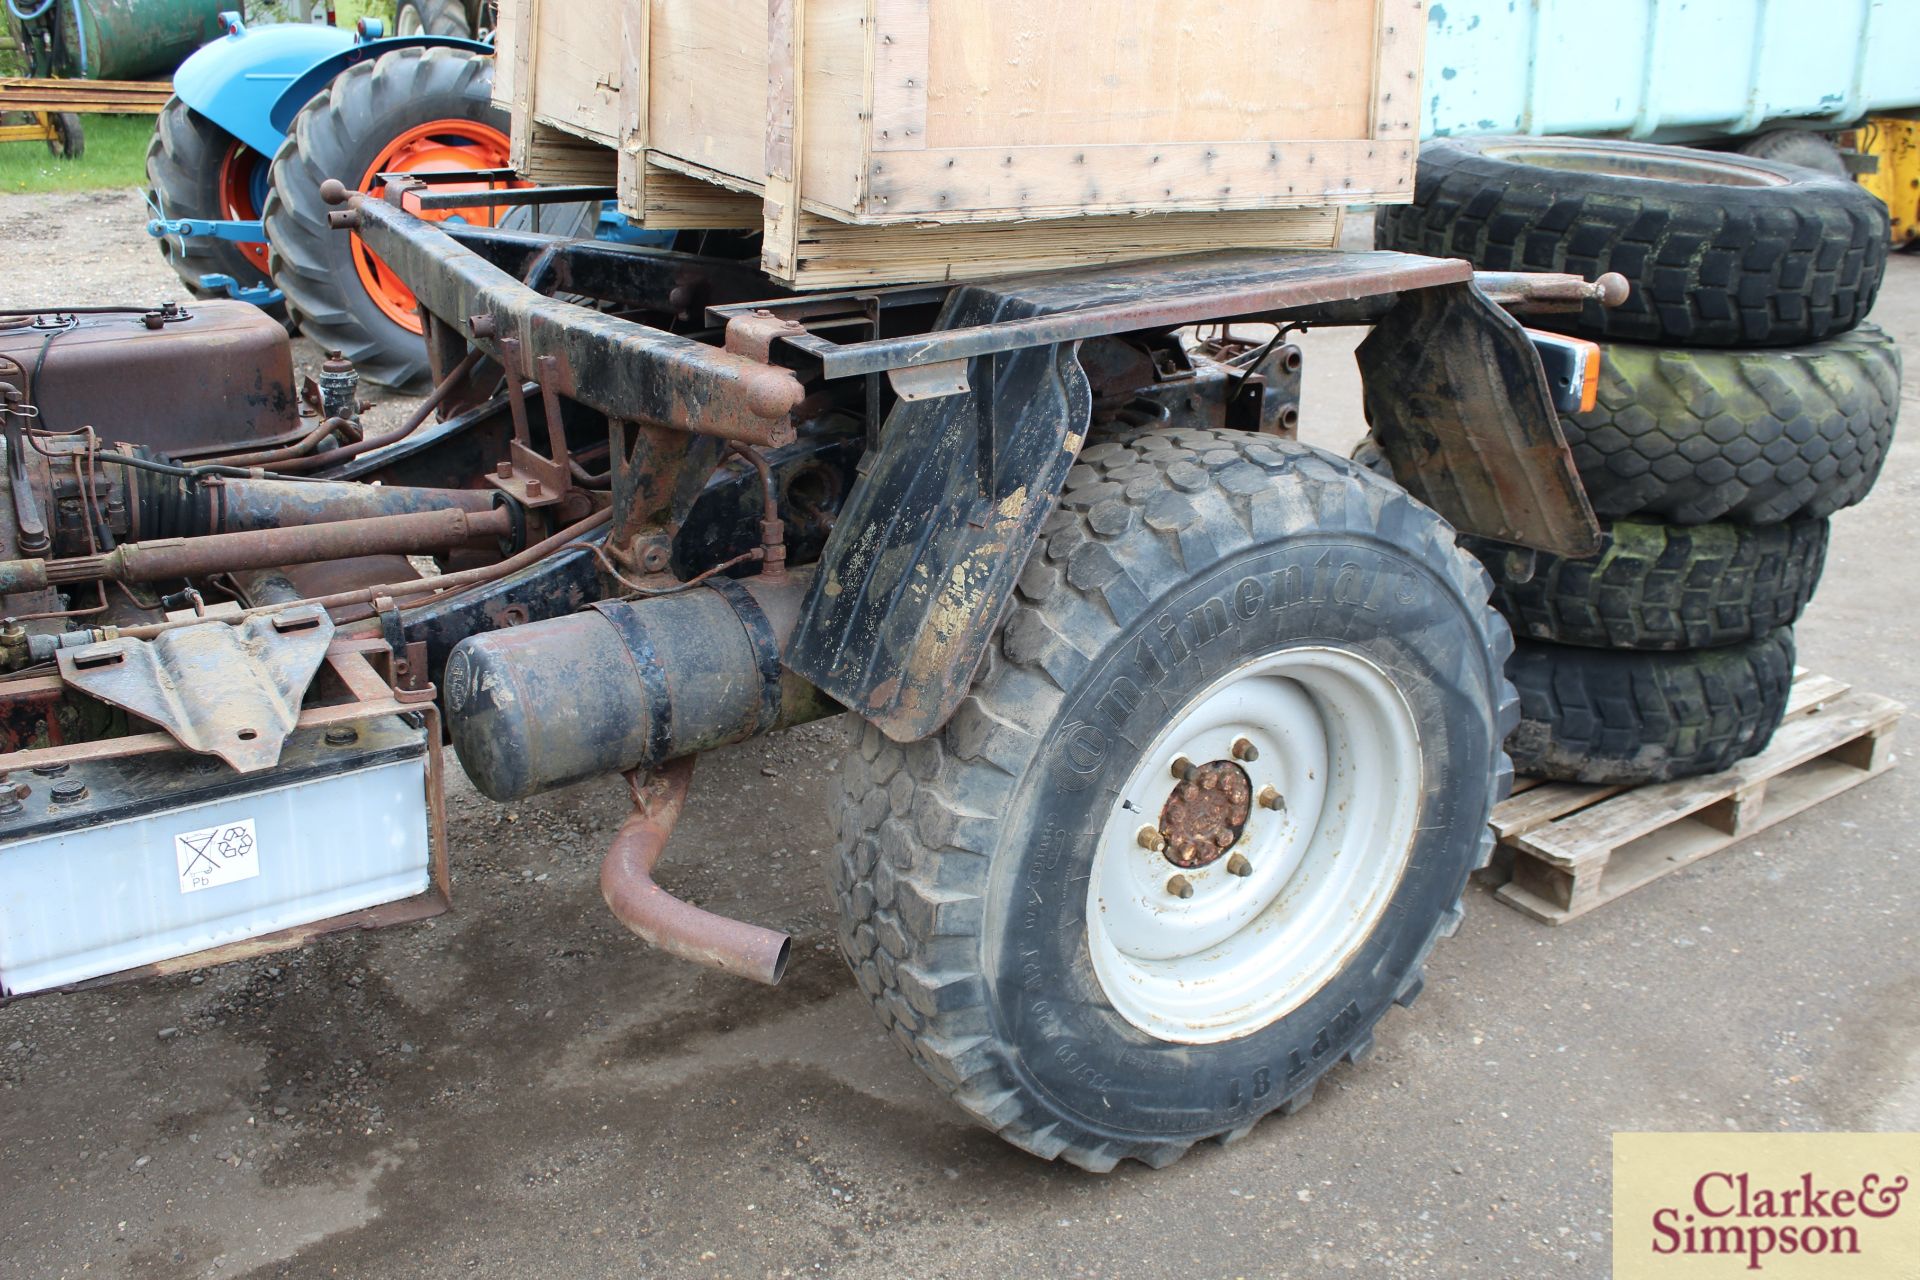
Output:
[[1156, 760, 1250, 868]]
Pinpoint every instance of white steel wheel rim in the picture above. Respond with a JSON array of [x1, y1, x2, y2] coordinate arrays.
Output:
[[1085, 646, 1423, 1044]]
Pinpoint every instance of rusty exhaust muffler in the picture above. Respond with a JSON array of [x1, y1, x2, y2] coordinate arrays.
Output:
[[601, 756, 791, 986]]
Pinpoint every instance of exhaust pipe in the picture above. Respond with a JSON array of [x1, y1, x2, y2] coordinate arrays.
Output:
[[601, 756, 791, 986]]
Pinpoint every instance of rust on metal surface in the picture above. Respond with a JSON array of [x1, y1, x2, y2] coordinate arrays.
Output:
[[343, 192, 804, 447], [600, 757, 791, 986], [1158, 759, 1252, 869], [56, 606, 336, 771], [3, 505, 513, 591]]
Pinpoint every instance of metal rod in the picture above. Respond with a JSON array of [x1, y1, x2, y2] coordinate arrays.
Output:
[[3, 506, 514, 591], [601, 757, 792, 986], [411, 185, 616, 211]]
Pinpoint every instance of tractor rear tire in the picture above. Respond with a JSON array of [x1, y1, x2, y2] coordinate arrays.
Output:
[[264, 47, 506, 389], [395, 0, 473, 38], [830, 428, 1516, 1170], [146, 96, 274, 303]]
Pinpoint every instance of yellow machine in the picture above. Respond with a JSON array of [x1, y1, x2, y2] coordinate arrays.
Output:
[[1852, 117, 1920, 247], [0, 106, 77, 155]]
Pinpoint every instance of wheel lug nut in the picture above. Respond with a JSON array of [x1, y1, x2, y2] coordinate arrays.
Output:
[[1136, 826, 1165, 853], [1170, 755, 1195, 781], [1166, 874, 1194, 899], [1227, 852, 1252, 877], [1231, 737, 1258, 762], [1257, 785, 1284, 811]]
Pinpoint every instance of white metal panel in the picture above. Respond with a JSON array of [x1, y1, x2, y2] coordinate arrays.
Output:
[[1424, 0, 1920, 141], [0, 757, 431, 995]]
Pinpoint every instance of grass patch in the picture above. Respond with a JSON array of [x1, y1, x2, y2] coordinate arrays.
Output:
[[0, 113, 152, 194]]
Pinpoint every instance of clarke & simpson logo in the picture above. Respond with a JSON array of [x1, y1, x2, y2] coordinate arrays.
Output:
[[1614, 1133, 1919, 1279]]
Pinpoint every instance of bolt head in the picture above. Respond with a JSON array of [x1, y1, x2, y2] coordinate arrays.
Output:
[[1227, 852, 1252, 877], [1257, 785, 1284, 811], [1166, 874, 1194, 899], [1170, 755, 1194, 781], [1231, 737, 1259, 762], [1136, 825, 1165, 853]]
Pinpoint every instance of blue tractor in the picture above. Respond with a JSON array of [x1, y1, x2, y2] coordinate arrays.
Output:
[[145, 11, 518, 388]]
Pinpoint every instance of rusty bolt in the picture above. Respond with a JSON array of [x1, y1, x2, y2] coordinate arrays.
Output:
[[1166, 874, 1194, 899], [1170, 755, 1196, 781], [50, 780, 87, 804], [469, 313, 499, 339], [1136, 825, 1165, 853], [1257, 785, 1284, 811], [324, 727, 359, 747], [495, 460, 514, 478], [1231, 737, 1259, 762], [525, 479, 543, 498], [1227, 852, 1252, 877], [639, 544, 671, 573]]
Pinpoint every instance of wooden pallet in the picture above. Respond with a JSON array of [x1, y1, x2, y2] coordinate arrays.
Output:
[[1487, 670, 1903, 924], [0, 77, 173, 115]]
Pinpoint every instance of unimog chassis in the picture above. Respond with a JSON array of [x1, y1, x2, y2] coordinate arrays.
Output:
[[0, 170, 1620, 1169]]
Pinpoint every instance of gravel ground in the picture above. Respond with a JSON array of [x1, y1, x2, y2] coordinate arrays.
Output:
[[0, 190, 1915, 1280]]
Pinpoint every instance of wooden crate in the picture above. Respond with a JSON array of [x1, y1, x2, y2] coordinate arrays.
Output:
[[1486, 671, 1904, 925], [493, 0, 1419, 285]]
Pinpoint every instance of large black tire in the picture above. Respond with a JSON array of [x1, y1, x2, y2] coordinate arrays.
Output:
[[1480, 517, 1828, 650], [1506, 629, 1795, 785], [1563, 325, 1900, 524], [264, 48, 504, 389], [1376, 136, 1889, 348], [1734, 131, 1848, 180], [146, 96, 273, 301], [395, 0, 473, 38], [830, 428, 1516, 1170]]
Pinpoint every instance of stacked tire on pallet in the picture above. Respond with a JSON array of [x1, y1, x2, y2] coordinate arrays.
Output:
[[1375, 137, 1901, 784]]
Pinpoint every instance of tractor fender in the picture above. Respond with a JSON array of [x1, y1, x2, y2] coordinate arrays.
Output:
[[172, 21, 356, 158], [266, 35, 494, 141]]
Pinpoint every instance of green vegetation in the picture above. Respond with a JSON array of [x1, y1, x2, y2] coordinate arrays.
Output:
[[0, 114, 152, 194]]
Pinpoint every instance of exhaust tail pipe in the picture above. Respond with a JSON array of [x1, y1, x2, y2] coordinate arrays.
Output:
[[601, 757, 791, 986]]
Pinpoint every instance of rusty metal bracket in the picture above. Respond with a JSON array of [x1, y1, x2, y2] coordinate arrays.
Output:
[[55, 606, 337, 772]]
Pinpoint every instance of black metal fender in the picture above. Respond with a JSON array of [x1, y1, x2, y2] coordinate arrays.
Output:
[[784, 290, 1092, 743]]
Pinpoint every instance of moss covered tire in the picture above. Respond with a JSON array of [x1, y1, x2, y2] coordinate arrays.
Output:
[[146, 96, 274, 303], [264, 48, 508, 389], [1507, 629, 1795, 785], [1563, 326, 1900, 525], [1481, 517, 1828, 650], [830, 429, 1516, 1170], [1376, 136, 1888, 348]]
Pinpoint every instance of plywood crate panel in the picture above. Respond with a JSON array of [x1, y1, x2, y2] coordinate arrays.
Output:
[[495, 0, 1418, 284]]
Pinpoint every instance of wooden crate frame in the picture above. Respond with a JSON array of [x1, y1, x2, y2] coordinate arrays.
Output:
[[1486, 671, 1904, 925], [495, 0, 1414, 284]]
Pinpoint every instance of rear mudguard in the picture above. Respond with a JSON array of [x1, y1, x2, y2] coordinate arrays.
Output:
[[789, 279, 1598, 744], [172, 23, 489, 159]]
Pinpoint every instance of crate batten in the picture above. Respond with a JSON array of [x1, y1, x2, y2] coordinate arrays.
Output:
[[498, 0, 1416, 284]]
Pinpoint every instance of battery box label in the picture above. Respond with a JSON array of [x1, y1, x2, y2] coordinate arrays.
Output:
[[174, 818, 261, 894]]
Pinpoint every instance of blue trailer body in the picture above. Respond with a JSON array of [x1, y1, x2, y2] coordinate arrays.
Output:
[[1423, 0, 1920, 141]]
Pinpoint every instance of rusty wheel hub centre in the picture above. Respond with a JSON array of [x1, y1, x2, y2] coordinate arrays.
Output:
[[1157, 760, 1251, 868]]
